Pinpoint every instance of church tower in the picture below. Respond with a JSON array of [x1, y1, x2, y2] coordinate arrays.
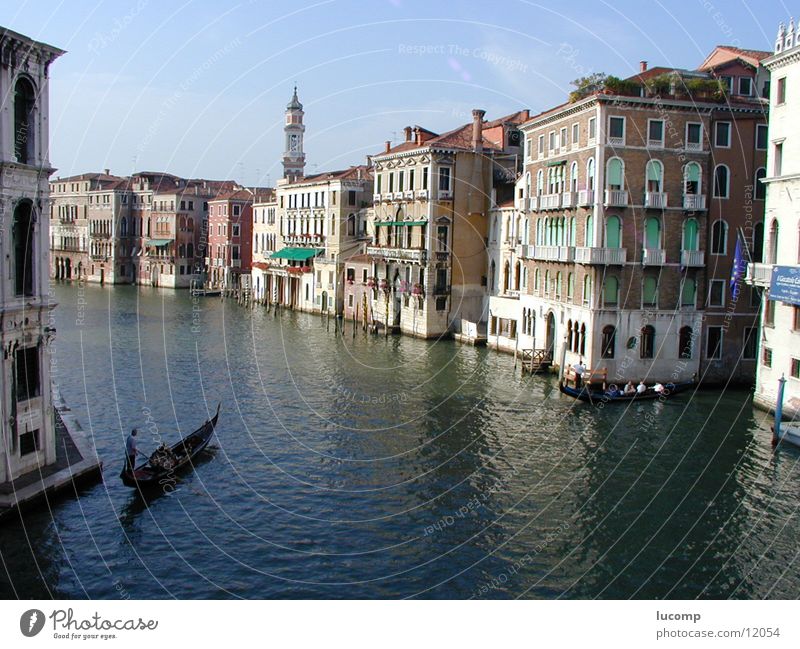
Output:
[[283, 86, 305, 180]]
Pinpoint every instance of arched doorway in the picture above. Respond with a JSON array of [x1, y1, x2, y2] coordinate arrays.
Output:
[[321, 290, 328, 312], [546, 311, 556, 360]]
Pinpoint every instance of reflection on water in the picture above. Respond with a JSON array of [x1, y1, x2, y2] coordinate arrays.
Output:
[[1, 284, 798, 599]]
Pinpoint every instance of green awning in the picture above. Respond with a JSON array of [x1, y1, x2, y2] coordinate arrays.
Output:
[[376, 220, 428, 227], [270, 247, 321, 260], [145, 239, 172, 247], [546, 160, 567, 166]]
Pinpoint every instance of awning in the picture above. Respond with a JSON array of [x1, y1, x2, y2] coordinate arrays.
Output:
[[546, 160, 567, 166], [145, 239, 172, 247], [270, 247, 320, 261], [376, 220, 428, 227]]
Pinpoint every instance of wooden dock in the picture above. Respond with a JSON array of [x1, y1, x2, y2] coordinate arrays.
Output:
[[520, 349, 552, 374]]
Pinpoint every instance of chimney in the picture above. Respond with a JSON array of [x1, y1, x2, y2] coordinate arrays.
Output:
[[385, 140, 391, 153], [472, 109, 486, 151], [104, 168, 110, 176], [640, 60, 648, 73], [404, 126, 412, 141], [415, 127, 422, 146]]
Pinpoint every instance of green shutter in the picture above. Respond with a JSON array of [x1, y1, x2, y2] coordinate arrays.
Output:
[[606, 215, 621, 248], [645, 217, 661, 248]]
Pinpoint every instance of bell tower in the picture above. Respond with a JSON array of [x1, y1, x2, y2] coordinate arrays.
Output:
[[283, 86, 305, 180]]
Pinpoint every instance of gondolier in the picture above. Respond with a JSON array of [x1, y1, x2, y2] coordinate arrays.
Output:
[[125, 429, 145, 473]]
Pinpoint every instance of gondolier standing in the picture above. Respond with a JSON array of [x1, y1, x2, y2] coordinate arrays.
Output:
[[125, 429, 143, 473]]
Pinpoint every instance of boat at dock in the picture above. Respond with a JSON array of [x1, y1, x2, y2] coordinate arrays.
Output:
[[120, 405, 220, 489]]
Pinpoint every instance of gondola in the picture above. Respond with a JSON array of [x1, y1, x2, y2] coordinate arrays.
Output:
[[558, 380, 695, 404], [120, 404, 220, 488]]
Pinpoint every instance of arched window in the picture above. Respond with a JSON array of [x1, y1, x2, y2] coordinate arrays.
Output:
[[606, 158, 624, 191], [187, 243, 194, 258], [572, 320, 580, 353], [179, 216, 187, 230], [567, 272, 574, 300], [601, 325, 616, 359], [566, 319, 573, 350], [711, 220, 728, 255], [536, 169, 544, 195], [586, 158, 595, 192], [679, 326, 693, 359], [523, 218, 530, 245], [582, 274, 592, 306], [684, 162, 702, 195], [640, 325, 655, 359], [570, 161, 579, 192], [585, 215, 594, 246], [14, 77, 36, 164], [713, 164, 730, 198], [769, 219, 779, 264], [120, 216, 128, 237], [644, 216, 661, 249], [347, 213, 356, 236], [503, 261, 510, 292], [555, 271, 562, 299], [683, 218, 699, 251], [603, 276, 619, 306], [534, 268, 540, 293], [569, 217, 576, 246], [514, 261, 521, 291], [642, 276, 658, 307], [544, 270, 550, 295], [681, 277, 696, 306], [605, 215, 622, 248], [645, 160, 663, 192], [755, 167, 767, 200], [490, 260, 496, 291], [579, 323, 586, 356], [178, 244, 186, 258], [13, 201, 35, 296], [753, 221, 764, 263], [187, 217, 194, 231]]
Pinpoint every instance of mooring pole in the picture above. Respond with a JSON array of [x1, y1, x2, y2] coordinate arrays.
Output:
[[774, 374, 787, 446]]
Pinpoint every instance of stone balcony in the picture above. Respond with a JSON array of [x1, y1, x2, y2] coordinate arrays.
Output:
[[367, 245, 426, 263], [561, 191, 578, 208], [577, 189, 594, 206], [683, 194, 707, 210], [644, 192, 668, 209], [680, 250, 705, 267], [746, 262, 773, 287], [540, 193, 562, 210], [604, 190, 629, 207], [574, 247, 627, 265], [642, 248, 666, 266], [529, 245, 575, 262]]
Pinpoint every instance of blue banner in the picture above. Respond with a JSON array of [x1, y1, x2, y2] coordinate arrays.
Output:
[[769, 265, 800, 305]]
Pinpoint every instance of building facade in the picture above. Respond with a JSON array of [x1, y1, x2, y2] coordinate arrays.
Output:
[[748, 21, 800, 414], [0, 28, 63, 483]]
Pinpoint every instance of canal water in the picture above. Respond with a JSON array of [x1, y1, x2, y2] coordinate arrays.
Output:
[[1, 283, 799, 599]]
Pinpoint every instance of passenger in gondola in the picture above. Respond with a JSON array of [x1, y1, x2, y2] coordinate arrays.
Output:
[[653, 382, 665, 394], [607, 384, 620, 398], [636, 380, 647, 394], [624, 381, 636, 395]]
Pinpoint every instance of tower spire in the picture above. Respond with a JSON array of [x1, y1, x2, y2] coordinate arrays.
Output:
[[283, 86, 305, 180]]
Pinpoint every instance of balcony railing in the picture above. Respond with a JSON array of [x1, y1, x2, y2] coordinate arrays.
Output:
[[577, 189, 594, 206], [540, 193, 561, 210], [604, 190, 629, 207], [642, 248, 666, 266], [416, 189, 429, 200], [746, 262, 773, 287], [681, 250, 705, 267], [644, 192, 668, 209], [373, 193, 382, 202], [574, 247, 627, 265], [561, 191, 578, 208], [438, 189, 453, 200], [686, 141, 703, 151], [683, 194, 706, 210], [366, 245, 426, 263], [528, 196, 539, 211]]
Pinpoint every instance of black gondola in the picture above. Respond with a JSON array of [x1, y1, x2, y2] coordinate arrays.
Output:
[[120, 404, 220, 488], [558, 380, 695, 403]]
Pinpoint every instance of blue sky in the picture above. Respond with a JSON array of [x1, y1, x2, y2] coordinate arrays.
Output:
[[3, 0, 790, 184]]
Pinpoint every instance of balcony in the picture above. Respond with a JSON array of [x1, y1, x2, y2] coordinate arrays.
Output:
[[577, 189, 594, 206], [231, 259, 241, 268], [604, 190, 629, 207], [558, 246, 575, 262], [574, 247, 627, 265], [642, 248, 666, 266], [683, 194, 706, 211], [393, 192, 404, 201], [517, 244, 533, 259], [644, 192, 668, 209], [366, 245, 426, 263], [681, 250, 705, 267], [540, 193, 561, 210], [434, 251, 450, 262], [686, 141, 703, 152], [373, 193, 382, 202], [416, 189, 429, 200], [530, 245, 574, 262], [561, 191, 578, 208], [528, 196, 539, 211], [746, 262, 773, 287], [438, 189, 453, 200]]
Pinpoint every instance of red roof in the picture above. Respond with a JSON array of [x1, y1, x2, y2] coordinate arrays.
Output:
[[698, 45, 772, 71], [287, 165, 372, 185]]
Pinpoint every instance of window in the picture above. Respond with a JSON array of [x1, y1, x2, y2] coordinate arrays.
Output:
[[232, 224, 240, 237], [793, 359, 800, 379], [560, 127, 567, 148], [708, 279, 725, 307], [603, 276, 619, 307], [606, 158, 624, 191], [763, 347, 773, 367], [640, 325, 655, 359], [586, 158, 595, 191], [605, 215, 621, 248], [739, 77, 753, 96], [684, 162, 702, 195], [755, 168, 767, 200], [645, 160, 663, 192], [233, 204, 240, 216], [743, 327, 758, 360], [642, 276, 658, 307], [765, 298, 775, 327], [15, 346, 40, 401], [714, 122, 731, 148], [608, 116, 625, 144], [438, 167, 451, 192], [713, 165, 730, 198], [582, 275, 592, 306], [14, 77, 36, 164], [683, 218, 699, 251], [409, 169, 415, 190], [549, 130, 556, 150], [20, 429, 39, 456], [756, 124, 768, 150], [572, 123, 579, 146], [774, 142, 783, 176], [644, 216, 661, 249], [777, 76, 786, 104], [537, 135, 544, 157], [686, 123, 702, 149], [601, 325, 616, 359], [720, 76, 733, 93], [679, 326, 693, 359], [768, 219, 779, 264], [681, 277, 697, 306], [794, 305, 800, 331], [422, 167, 429, 190], [710, 220, 728, 254], [647, 119, 664, 146], [13, 201, 34, 297], [706, 326, 723, 360], [588, 117, 597, 141]]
